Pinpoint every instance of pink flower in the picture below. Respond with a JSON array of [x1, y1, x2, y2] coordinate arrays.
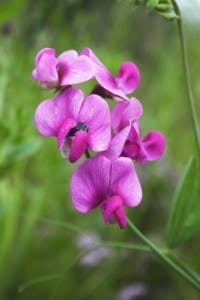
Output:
[[34, 87, 111, 162], [104, 99, 165, 164], [70, 155, 142, 228], [121, 122, 166, 164], [32, 48, 95, 89], [80, 48, 140, 101]]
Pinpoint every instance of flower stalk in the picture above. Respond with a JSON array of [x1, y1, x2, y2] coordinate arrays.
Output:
[[127, 218, 200, 291], [172, 0, 200, 160]]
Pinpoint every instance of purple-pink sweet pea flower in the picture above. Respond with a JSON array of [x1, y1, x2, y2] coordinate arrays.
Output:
[[121, 122, 166, 164], [70, 155, 142, 228], [109, 100, 165, 164], [80, 48, 140, 101], [32, 48, 95, 89], [34, 87, 111, 162]]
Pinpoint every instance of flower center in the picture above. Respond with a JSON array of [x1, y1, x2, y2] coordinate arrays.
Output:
[[68, 122, 89, 137]]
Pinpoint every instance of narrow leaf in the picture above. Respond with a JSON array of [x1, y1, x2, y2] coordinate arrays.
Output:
[[167, 157, 200, 247]]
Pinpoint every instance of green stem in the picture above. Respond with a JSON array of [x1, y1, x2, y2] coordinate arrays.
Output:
[[172, 0, 200, 159], [127, 218, 200, 291], [97, 240, 150, 252]]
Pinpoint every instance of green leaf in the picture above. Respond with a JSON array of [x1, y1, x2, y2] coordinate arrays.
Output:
[[167, 157, 200, 248]]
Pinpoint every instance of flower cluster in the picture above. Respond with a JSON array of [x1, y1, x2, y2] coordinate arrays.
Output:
[[33, 47, 165, 229]]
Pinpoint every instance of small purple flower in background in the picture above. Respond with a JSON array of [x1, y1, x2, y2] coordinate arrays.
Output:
[[70, 155, 142, 228], [117, 283, 148, 300], [110, 99, 165, 164], [34, 87, 111, 162], [80, 48, 140, 101], [32, 48, 95, 89], [76, 232, 112, 267]]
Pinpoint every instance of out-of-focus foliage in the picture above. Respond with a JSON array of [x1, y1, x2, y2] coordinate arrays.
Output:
[[0, 0, 199, 300], [124, 0, 178, 20]]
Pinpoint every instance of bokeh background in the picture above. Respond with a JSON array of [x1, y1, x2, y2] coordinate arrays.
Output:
[[0, 0, 199, 299]]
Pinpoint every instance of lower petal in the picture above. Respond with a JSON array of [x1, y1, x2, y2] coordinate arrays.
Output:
[[101, 196, 126, 229], [68, 131, 88, 163], [57, 118, 77, 149]]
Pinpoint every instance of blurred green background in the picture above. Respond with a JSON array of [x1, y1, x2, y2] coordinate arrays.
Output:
[[0, 0, 199, 299]]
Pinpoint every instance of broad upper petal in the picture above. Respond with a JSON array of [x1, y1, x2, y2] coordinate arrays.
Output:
[[115, 62, 140, 94], [34, 88, 83, 136], [34, 48, 58, 85], [59, 55, 95, 86], [70, 155, 111, 213], [78, 94, 111, 152], [111, 98, 143, 132]]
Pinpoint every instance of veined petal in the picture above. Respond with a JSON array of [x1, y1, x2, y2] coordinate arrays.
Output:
[[57, 50, 78, 62], [137, 131, 166, 164], [94, 65, 128, 101], [34, 49, 58, 86], [80, 48, 128, 101], [60, 87, 84, 120], [78, 94, 111, 152], [34, 95, 66, 136], [110, 157, 142, 207], [111, 98, 143, 132], [59, 55, 95, 86], [35, 48, 56, 65], [80, 47, 105, 68], [34, 88, 83, 136], [115, 62, 140, 94], [70, 156, 111, 213]]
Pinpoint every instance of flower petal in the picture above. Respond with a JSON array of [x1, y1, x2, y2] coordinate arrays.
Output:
[[111, 98, 143, 132], [34, 88, 83, 136], [34, 96, 66, 136], [94, 64, 128, 101], [80, 48, 128, 101], [137, 131, 166, 164], [70, 156, 111, 213], [78, 94, 111, 152], [114, 206, 127, 229], [68, 131, 89, 163], [80, 47, 105, 68], [58, 55, 95, 86], [101, 196, 123, 224], [57, 50, 78, 62], [33, 48, 58, 87], [115, 62, 140, 94], [35, 48, 56, 65], [60, 87, 84, 120], [101, 195, 126, 228], [109, 157, 142, 207], [57, 118, 77, 149], [103, 125, 130, 160]]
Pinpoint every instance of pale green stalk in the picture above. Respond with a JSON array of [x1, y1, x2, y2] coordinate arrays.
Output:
[[127, 218, 200, 291], [172, 0, 200, 159]]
